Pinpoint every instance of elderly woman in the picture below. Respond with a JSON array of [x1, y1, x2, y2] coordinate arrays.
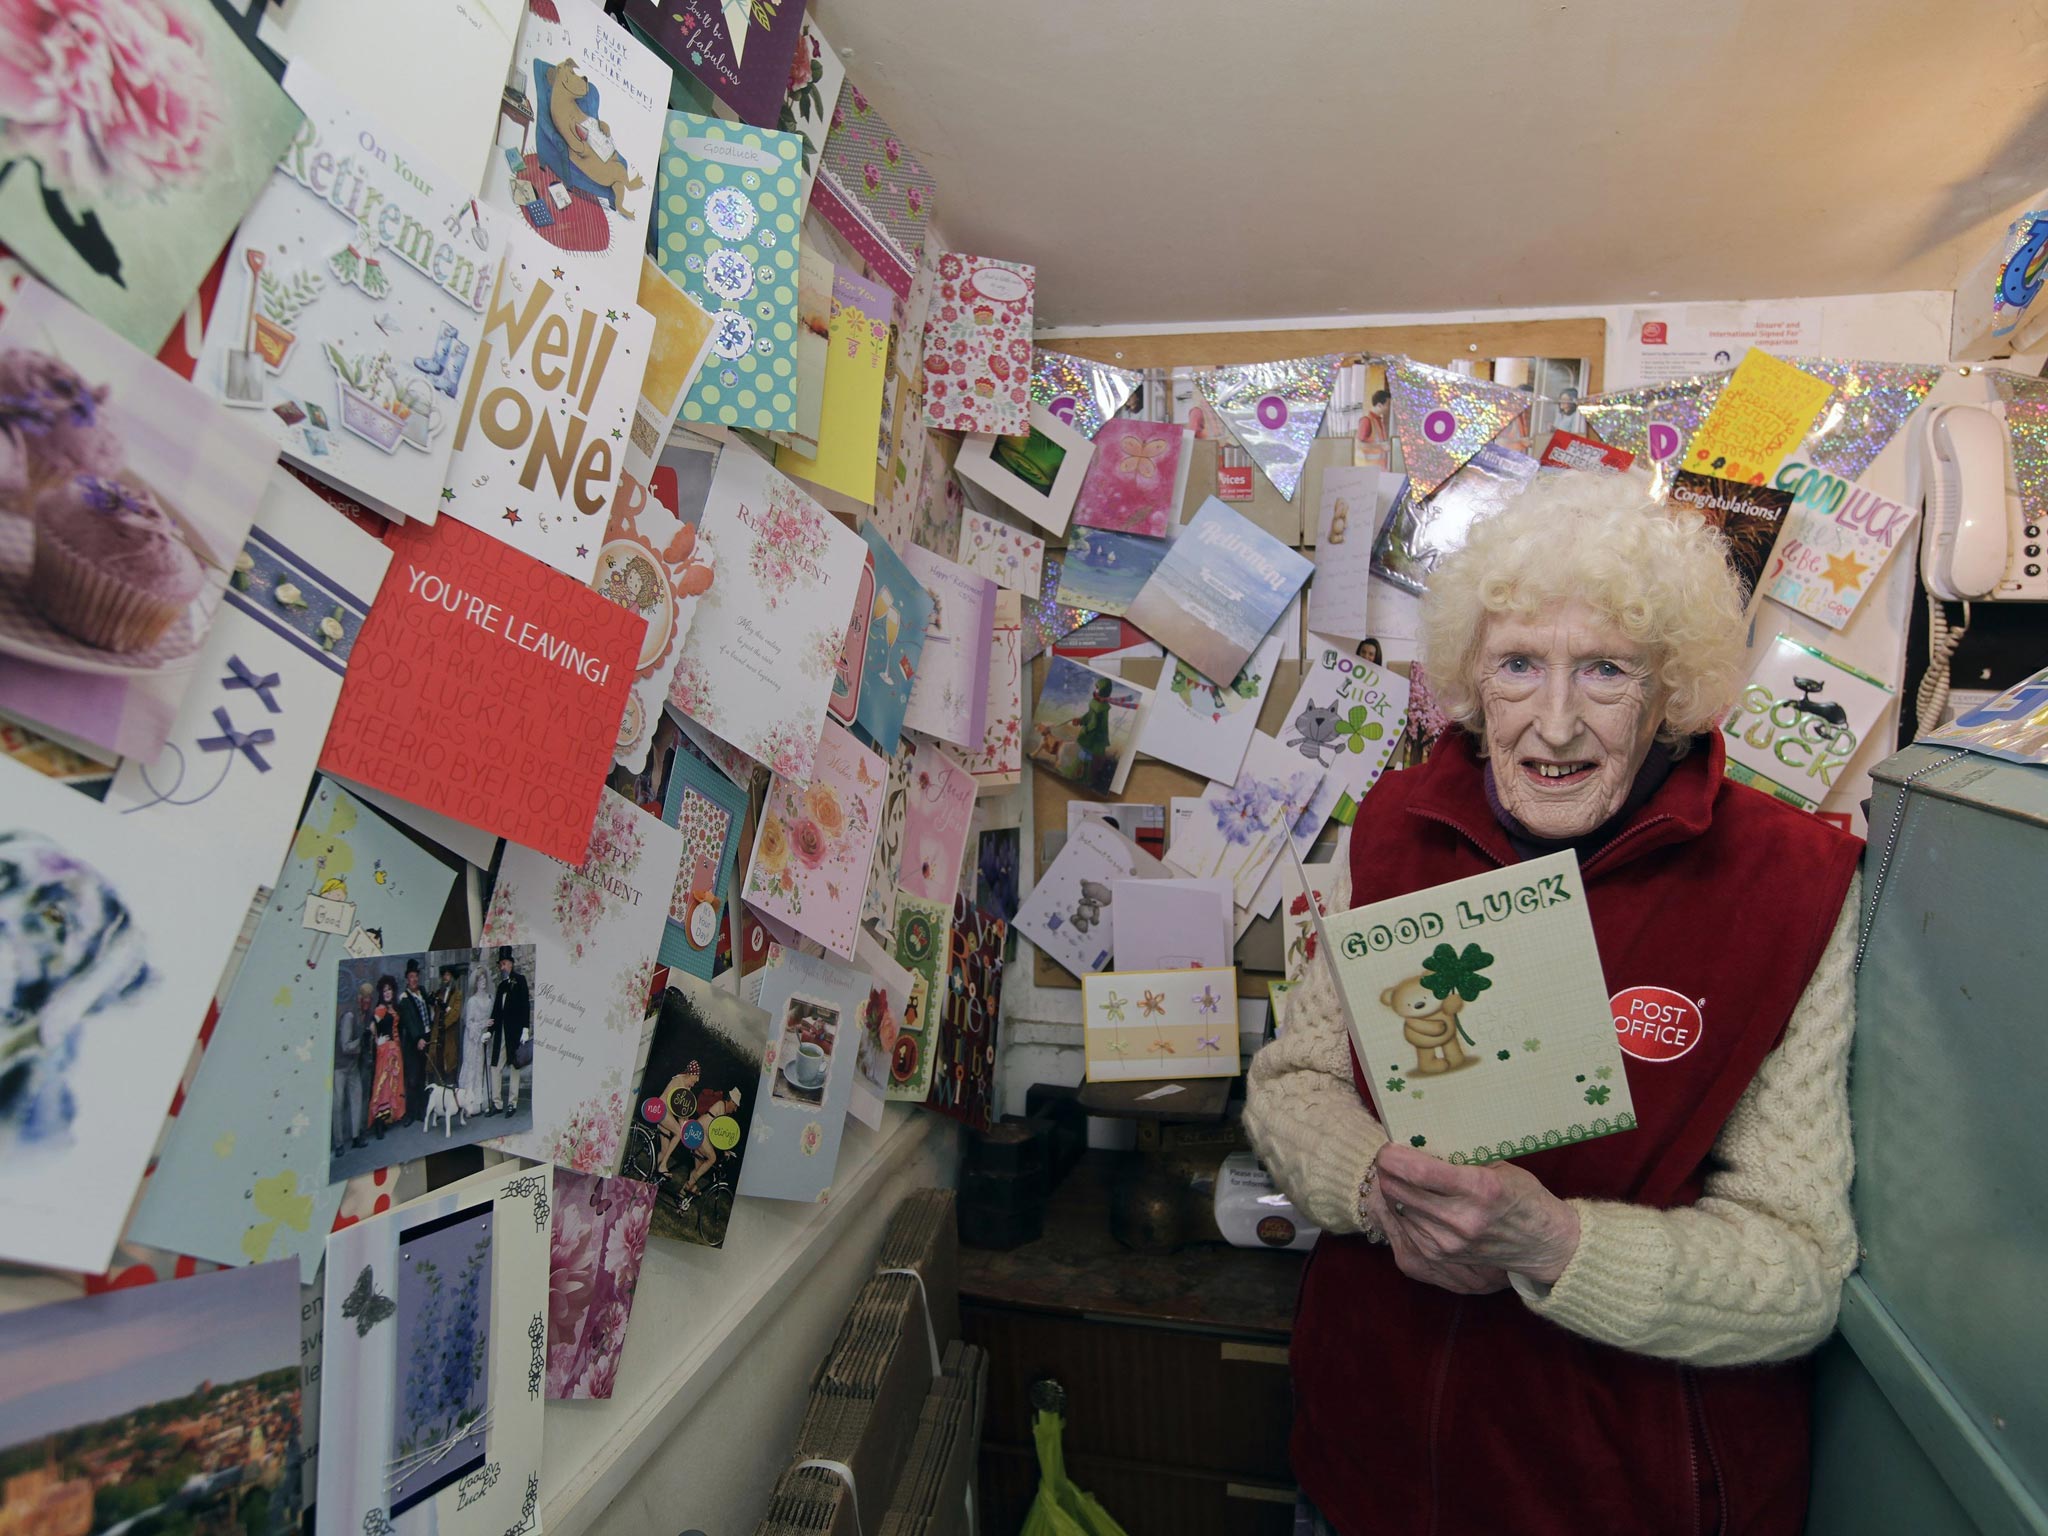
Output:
[[1246, 472, 1862, 1536]]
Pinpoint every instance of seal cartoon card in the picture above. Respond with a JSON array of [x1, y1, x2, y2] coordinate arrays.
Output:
[[1315, 850, 1635, 1165]]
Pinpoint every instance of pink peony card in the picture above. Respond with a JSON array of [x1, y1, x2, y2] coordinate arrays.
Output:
[[547, 1169, 657, 1400], [897, 735, 977, 912], [1071, 421, 1192, 538], [740, 721, 886, 959], [920, 253, 1035, 436]]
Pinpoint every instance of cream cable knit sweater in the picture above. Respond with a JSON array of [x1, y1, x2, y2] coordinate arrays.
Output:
[[1243, 867, 1861, 1368]]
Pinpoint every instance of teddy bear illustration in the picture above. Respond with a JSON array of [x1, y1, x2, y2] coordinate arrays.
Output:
[[1380, 942, 1493, 1075], [1069, 880, 1112, 934], [545, 59, 645, 214]]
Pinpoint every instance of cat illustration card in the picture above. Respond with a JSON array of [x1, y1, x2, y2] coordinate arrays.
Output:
[[666, 441, 868, 781], [0, 0, 304, 351], [1028, 656, 1144, 795], [1082, 967, 1241, 1083], [740, 949, 865, 1201], [1720, 633, 1894, 813], [486, 0, 671, 303], [1315, 851, 1635, 1164], [483, 788, 687, 1174], [318, 1162, 549, 1536], [617, 974, 769, 1249], [831, 522, 934, 757], [658, 739, 749, 978], [1071, 421, 1192, 539], [739, 722, 886, 959], [1013, 817, 1173, 981], [1138, 632, 1286, 784], [1283, 636, 1411, 826]]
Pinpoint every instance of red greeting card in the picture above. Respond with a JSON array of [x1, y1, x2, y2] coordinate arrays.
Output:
[[1538, 429, 1635, 473], [320, 517, 645, 861]]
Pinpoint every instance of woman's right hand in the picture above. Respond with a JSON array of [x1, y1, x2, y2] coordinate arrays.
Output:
[[1365, 1177, 1510, 1295]]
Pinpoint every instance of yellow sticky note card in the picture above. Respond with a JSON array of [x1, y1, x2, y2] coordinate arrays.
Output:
[[777, 266, 893, 505], [636, 257, 717, 421], [1684, 350, 1834, 486]]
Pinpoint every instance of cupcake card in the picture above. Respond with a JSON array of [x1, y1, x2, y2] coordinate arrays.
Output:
[[739, 722, 887, 960], [194, 62, 510, 525], [0, 278, 277, 761], [440, 225, 655, 582], [920, 253, 1036, 436], [654, 111, 808, 434], [482, 0, 672, 306]]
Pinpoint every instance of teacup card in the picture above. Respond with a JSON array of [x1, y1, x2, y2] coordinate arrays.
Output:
[[739, 949, 865, 1202], [1316, 850, 1636, 1164], [1082, 967, 1241, 1082]]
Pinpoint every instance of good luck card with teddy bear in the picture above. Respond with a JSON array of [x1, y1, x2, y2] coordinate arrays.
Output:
[[1313, 850, 1636, 1165]]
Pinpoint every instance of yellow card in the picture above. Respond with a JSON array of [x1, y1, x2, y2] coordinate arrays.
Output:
[[1082, 967, 1240, 1081], [1683, 349, 1833, 486], [777, 266, 892, 504], [635, 257, 717, 420]]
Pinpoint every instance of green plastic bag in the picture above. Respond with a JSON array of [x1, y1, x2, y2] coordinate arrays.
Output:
[[1019, 1409, 1128, 1536]]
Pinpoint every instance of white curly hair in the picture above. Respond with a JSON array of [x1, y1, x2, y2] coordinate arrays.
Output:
[[1416, 470, 1748, 752]]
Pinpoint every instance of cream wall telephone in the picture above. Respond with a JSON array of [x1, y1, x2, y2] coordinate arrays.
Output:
[[1907, 400, 2048, 600]]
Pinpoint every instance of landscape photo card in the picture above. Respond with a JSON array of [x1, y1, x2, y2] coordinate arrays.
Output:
[[1082, 967, 1241, 1082], [484, 788, 687, 1173], [0, 277, 277, 761], [1053, 525, 1172, 619], [665, 441, 868, 781], [740, 949, 866, 1202], [0, 0, 305, 351], [831, 521, 933, 758], [319, 514, 645, 863], [195, 62, 510, 524], [953, 404, 1094, 537], [1013, 816, 1173, 981], [485, 0, 671, 303], [1127, 497, 1313, 688], [1028, 655, 1144, 795], [317, 1161, 549, 1536], [126, 780, 459, 1278], [740, 721, 887, 960], [1721, 633, 1895, 812], [1316, 850, 1637, 1165], [617, 974, 770, 1249]]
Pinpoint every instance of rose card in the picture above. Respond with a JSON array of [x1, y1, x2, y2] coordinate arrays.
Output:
[[920, 253, 1035, 436]]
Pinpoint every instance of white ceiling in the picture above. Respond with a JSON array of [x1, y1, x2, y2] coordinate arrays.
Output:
[[817, 0, 2048, 328]]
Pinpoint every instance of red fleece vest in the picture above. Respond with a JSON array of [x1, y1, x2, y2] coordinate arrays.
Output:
[[1291, 730, 1861, 1536]]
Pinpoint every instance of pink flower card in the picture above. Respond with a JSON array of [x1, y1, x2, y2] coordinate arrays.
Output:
[[740, 721, 886, 959], [920, 253, 1035, 436], [547, 1169, 657, 1400], [897, 735, 977, 911], [957, 507, 1044, 594], [1072, 421, 1192, 538]]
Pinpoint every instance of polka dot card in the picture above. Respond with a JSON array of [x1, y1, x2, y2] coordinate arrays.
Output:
[[656, 112, 807, 433]]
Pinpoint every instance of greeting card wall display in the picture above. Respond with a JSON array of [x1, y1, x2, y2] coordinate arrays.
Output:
[[627, 0, 806, 127], [1316, 852, 1636, 1164], [832, 522, 932, 756], [595, 443, 719, 774], [1013, 817, 1173, 981], [812, 77, 936, 297], [666, 442, 866, 779], [1285, 636, 1412, 825], [1029, 655, 1145, 795], [958, 508, 1045, 595], [1721, 634, 1895, 813], [655, 111, 806, 434], [741, 722, 886, 959], [485, 0, 670, 302], [659, 742, 748, 978], [320, 515, 644, 863], [777, 13, 845, 205], [740, 949, 865, 1201], [195, 63, 509, 524], [1082, 967, 1241, 1082], [484, 788, 686, 1173], [440, 226, 655, 581], [1138, 632, 1285, 784], [317, 1162, 549, 1536], [884, 893, 949, 1102], [1167, 729, 1327, 909], [1072, 420, 1192, 538], [955, 405, 1095, 538], [0, 0, 304, 351], [0, 278, 277, 761], [0, 757, 253, 1270], [777, 267, 894, 501], [919, 253, 1034, 435], [0, 1263, 305, 1532], [927, 896, 1005, 1131], [547, 1169, 656, 1400], [1683, 349, 1834, 486], [102, 468, 389, 897], [1760, 457, 1916, 629], [127, 780, 458, 1277], [1126, 498, 1312, 688], [619, 976, 769, 1248], [901, 543, 994, 749], [1306, 465, 1381, 639], [961, 587, 1023, 792], [1054, 525, 1174, 618]]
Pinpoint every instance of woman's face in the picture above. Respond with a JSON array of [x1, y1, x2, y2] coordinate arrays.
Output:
[[1475, 599, 1664, 840]]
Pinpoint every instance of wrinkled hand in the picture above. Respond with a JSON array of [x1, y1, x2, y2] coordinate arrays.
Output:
[[1371, 1143, 1582, 1288]]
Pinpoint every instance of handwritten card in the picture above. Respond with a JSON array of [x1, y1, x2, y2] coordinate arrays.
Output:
[[1684, 349, 1834, 486], [1762, 458, 1917, 629], [1082, 968, 1241, 1082]]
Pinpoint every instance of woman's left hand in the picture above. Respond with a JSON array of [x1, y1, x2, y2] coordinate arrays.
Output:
[[1372, 1143, 1583, 1287]]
